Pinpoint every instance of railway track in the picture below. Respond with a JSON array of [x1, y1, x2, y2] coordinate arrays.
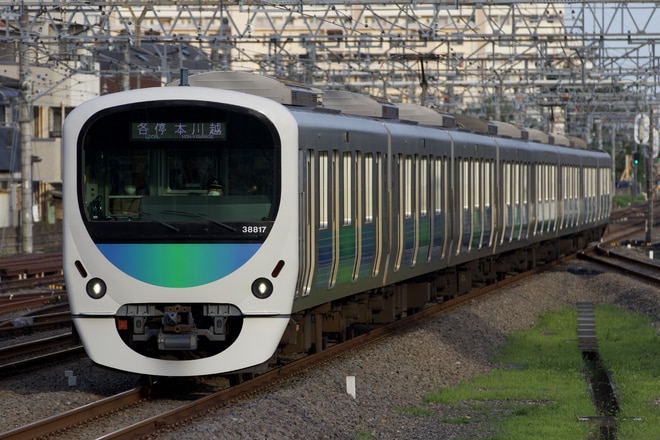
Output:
[[580, 242, 660, 284], [0, 308, 72, 338], [0, 254, 573, 439], [1, 205, 656, 438], [0, 334, 84, 377]]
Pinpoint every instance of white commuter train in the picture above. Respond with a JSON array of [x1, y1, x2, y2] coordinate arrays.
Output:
[[63, 72, 611, 376]]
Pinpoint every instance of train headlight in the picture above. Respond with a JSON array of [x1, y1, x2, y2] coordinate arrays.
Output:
[[251, 278, 273, 299], [86, 278, 107, 299]]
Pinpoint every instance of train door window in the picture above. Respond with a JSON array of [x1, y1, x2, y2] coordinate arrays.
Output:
[[353, 151, 362, 282], [484, 159, 493, 247], [567, 166, 573, 227], [598, 168, 610, 220], [420, 156, 431, 262], [432, 156, 446, 259], [592, 168, 598, 220], [373, 152, 383, 277], [405, 155, 413, 219], [472, 159, 481, 249], [572, 166, 578, 227], [330, 150, 340, 287], [518, 163, 524, 240], [319, 152, 329, 229], [543, 164, 549, 232], [563, 166, 568, 229], [551, 165, 558, 232], [521, 163, 529, 239], [590, 167, 596, 222], [365, 154, 374, 223], [502, 162, 511, 244], [585, 167, 591, 223], [561, 166, 567, 229], [463, 159, 470, 212], [600, 167, 610, 220], [413, 154, 421, 265], [595, 168, 601, 221], [420, 156, 428, 218], [571, 166, 576, 226], [596, 168, 601, 221], [458, 158, 469, 253], [343, 152, 353, 226], [573, 167, 582, 226], [546, 165, 557, 232], [513, 163, 521, 240], [298, 150, 316, 297], [434, 157, 444, 216], [536, 164, 548, 234], [534, 164, 541, 236], [394, 154, 405, 271], [583, 167, 589, 224]]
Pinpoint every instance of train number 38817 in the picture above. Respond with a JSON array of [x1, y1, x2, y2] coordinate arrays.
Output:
[[242, 225, 268, 234]]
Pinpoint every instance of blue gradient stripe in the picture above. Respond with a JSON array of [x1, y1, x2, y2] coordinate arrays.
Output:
[[97, 243, 260, 287]]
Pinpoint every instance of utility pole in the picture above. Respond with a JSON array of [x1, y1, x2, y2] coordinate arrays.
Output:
[[18, 7, 33, 254], [647, 108, 654, 244]]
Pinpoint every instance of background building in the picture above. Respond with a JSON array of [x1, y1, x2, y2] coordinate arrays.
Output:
[[0, 1, 657, 238]]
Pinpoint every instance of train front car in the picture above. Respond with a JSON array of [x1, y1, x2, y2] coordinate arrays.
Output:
[[63, 87, 299, 376]]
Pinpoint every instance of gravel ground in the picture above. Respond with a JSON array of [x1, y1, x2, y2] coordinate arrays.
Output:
[[159, 262, 660, 439], [2, 259, 660, 439]]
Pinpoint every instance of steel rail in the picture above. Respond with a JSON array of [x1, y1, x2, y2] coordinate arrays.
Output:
[[0, 388, 146, 440], [96, 256, 572, 439]]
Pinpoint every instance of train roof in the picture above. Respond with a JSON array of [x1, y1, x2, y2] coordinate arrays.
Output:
[[322, 90, 399, 119], [171, 71, 322, 107], [178, 71, 594, 150]]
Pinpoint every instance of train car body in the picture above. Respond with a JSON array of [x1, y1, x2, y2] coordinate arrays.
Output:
[[63, 72, 611, 376]]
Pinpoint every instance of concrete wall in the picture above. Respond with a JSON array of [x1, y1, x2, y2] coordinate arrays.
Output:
[[0, 223, 62, 256]]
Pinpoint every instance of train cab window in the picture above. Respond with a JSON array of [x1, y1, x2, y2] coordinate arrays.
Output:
[[79, 101, 280, 243]]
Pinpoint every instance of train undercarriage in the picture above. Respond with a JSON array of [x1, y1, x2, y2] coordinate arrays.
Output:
[[277, 227, 605, 361]]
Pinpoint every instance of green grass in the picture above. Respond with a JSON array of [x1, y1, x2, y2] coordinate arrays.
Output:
[[386, 306, 660, 439], [595, 305, 660, 440], [613, 194, 647, 208], [423, 308, 594, 439]]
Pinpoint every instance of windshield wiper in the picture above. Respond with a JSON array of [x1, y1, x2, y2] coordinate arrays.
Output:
[[139, 212, 180, 232], [161, 210, 237, 232]]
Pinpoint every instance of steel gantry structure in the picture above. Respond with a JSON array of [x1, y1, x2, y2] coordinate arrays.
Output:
[[4, 1, 660, 133], [2, 1, 660, 250]]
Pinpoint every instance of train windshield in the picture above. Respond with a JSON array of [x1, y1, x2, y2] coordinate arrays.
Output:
[[79, 100, 280, 243]]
